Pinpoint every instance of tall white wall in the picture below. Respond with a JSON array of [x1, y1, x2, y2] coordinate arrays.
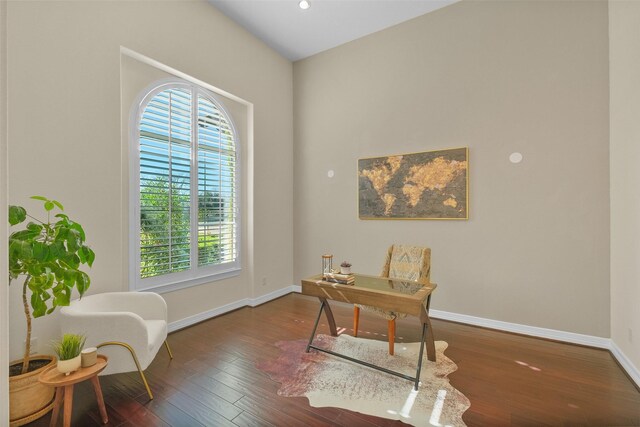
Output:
[[1, 0, 10, 421], [609, 0, 640, 375], [293, 0, 610, 337], [6, 0, 293, 359]]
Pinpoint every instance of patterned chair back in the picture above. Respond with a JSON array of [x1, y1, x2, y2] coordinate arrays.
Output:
[[380, 245, 431, 284]]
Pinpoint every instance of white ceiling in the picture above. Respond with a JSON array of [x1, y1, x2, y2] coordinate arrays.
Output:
[[208, 0, 460, 61]]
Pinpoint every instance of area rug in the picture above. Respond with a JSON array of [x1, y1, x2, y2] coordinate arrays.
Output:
[[257, 334, 470, 426]]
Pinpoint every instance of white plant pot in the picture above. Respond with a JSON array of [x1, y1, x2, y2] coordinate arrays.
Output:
[[57, 355, 81, 376], [340, 266, 351, 274]]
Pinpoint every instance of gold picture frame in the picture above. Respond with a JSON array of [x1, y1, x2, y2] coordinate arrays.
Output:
[[358, 147, 469, 220]]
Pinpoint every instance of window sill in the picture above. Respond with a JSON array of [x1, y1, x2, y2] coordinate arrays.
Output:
[[135, 268, 241, 294]]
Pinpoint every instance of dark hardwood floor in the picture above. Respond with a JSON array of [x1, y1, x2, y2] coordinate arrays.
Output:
[[27, 293, 640, 426]]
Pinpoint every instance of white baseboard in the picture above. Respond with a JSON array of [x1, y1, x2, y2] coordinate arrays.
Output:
[[248, 285, 297, 307], [429, 309, 611, 348], [610, 340, 640, 388], [428, 310, 640, 388], [168, 298, 249, 332], [167, 287, 640, 388], [168, 285, 297, 333]]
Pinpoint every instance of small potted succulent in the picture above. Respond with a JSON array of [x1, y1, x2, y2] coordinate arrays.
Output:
[[52, 334, 86, 376], [340, 261, 352, 275]]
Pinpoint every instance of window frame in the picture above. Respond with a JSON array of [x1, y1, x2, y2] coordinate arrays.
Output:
[[129, 79, 241, 294]]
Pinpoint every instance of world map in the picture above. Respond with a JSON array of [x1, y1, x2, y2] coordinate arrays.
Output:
[[358, 148, 468, 219]]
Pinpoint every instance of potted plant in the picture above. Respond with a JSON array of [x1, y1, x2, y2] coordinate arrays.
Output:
[[8, 196, 95, 426], [52, 334, 86, 375], [340, 261, 352, 275]]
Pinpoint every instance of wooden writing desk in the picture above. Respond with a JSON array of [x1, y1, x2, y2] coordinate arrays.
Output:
[[301, 273, 437, 390]]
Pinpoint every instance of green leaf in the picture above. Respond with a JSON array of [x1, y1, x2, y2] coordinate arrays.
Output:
[[75, 272, 90, 295], [77, 247, 86, 263], [49, 241, 64, 259], [63, 270, 77, 283], [52, 200, 64, 210], [8, 206, 26, 225], [9, 228, 40, 241], [53, 287, 71, 307], [26, 263, 42, 277], [66, 229, 81, 252], [69, 222, 85, 241], [31, 292, 47, 318], [86, 248, 95, 267], [9, 239, 32, 260], [26, 222, 43, 233], [44, 201, 55, 211], [32, 242, 49, 261], [54, 227, 67, 242], [30, 196, 48, 201], [27, 276, 41, 292]]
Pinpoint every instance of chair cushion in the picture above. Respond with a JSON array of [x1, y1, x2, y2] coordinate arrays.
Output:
[[145, 320, 167, 351], [387, 245, 430, 283]]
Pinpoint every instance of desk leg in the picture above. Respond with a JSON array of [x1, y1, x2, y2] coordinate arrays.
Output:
[[424, 316, 436, 362], [90, 376, 108, 424], [319, 298, 338, 337], [49, 387, 63, 427], [414, 323, 428, 390], [63, 385, 74, 427], [306, 300, 325, 353], [420, 306, 436, 362]]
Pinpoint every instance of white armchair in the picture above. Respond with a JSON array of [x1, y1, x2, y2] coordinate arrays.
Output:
[[59, 292, 172, 400]]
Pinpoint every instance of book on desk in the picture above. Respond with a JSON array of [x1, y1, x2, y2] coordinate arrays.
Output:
[[323, 272, 355, 285]]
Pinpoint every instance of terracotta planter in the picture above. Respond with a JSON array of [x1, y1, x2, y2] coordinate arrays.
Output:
[[9, 355, 56, 427]]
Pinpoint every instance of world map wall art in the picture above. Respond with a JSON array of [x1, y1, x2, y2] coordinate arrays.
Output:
[[358, 147, 468, 220]]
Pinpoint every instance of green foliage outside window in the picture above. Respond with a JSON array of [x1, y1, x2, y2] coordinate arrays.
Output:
[[139, 176, 225, 278]]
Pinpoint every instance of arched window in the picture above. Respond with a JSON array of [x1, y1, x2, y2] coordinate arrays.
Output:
[[131, 81, 239, 292]]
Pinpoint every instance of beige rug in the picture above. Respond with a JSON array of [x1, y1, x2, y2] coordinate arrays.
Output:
[[257, 334, 470, 426]]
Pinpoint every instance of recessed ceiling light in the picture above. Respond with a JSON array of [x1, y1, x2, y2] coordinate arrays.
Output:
[[299, 0, 310, 10]]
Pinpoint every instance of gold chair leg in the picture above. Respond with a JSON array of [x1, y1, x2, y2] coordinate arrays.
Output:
[[97, 341, 154, 400], [164, 340, 174, 359]]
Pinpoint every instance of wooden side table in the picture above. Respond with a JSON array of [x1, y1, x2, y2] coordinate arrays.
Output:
[[38, 355, 109, 427]]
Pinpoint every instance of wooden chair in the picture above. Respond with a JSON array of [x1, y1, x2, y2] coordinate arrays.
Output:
[[353, 245, 431, 355]]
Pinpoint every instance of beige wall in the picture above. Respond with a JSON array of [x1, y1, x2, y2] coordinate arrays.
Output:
[[609, 0, 640, 370], [293, 0, 610, 336], [1, 0, 9, 420], [7, 0, 293, 359]]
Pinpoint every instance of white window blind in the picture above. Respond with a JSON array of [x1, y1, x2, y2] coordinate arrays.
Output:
[[134, 82, 239, 290]]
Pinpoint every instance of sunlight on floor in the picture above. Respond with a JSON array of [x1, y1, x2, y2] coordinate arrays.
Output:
[[515, 359, 543, 372], [352, 328, 406, 339], [430, 389, 452, 427], [400, 388, 420, 418], [386, 388, 419, 419]]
